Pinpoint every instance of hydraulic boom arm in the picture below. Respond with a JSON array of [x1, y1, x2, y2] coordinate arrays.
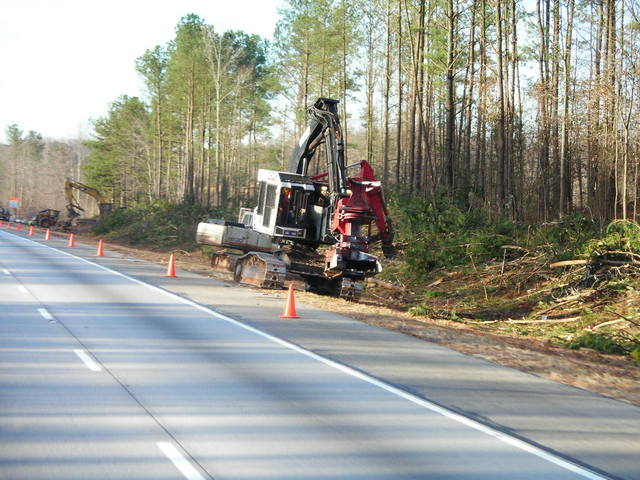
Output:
[[289, 98, 395, 277], [196, 97, 394, 300], [64, 178, 111, 218], [289, 98, 348, 198]]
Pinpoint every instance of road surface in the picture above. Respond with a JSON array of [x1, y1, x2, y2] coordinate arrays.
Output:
[[1, 227, 638, 480]]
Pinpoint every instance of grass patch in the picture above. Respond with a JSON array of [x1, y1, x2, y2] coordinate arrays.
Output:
[[384, 196, 639, 361], [92, 200, 231, 251], [564, 332, 631, 355]]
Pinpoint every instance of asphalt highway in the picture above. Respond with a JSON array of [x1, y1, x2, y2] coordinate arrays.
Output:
[[1, 227, 638, 480]]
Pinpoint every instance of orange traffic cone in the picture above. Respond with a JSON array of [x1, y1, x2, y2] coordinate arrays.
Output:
[[6, 222, 11, 229], [28, 225, 34, 236], [45, 229, 51, 240], [96, 239, 105, 257], [0, 221, 3, 227], [279, 284, 300, 319], [165, 253, 177, 277], [68, 233, 75, 247], [16, 224, 21, 232]]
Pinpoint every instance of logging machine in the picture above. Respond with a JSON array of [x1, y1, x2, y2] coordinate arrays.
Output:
[[196, 97, 394, 300]]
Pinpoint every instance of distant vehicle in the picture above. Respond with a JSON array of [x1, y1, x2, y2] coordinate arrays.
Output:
[[32, 209, 61, 229], [0, 207, 9, 221]]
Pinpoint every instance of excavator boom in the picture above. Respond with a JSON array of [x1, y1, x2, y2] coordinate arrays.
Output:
[[288, 98, 394, 276], [289, 98, 348, 198], [64, 178, 112, 218]]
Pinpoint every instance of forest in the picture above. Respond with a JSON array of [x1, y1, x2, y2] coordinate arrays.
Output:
[[0, 127, 89, 216], [5, 0, 639, 223], [68, 0, 640, 225]]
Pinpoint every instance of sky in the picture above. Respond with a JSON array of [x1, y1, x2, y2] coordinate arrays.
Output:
[[0, 0, 281, 144]]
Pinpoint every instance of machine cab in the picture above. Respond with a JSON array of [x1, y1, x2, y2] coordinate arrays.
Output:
[[252, 169, 316, 241]]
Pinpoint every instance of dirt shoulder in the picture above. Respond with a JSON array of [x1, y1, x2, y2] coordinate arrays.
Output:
[[91, 239, 640, 406]]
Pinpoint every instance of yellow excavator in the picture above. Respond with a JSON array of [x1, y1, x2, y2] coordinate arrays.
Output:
[[31, 179, 112, 230], [64, 178, 112, 221]]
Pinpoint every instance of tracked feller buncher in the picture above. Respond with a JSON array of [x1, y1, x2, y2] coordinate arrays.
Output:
[[196, 98, 394, 301]]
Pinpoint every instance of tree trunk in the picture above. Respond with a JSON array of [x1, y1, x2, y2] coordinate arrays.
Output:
[[383, 0, 392, 184], [444, 0, 456, 192]]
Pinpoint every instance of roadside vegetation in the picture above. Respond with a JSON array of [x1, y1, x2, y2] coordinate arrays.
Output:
[[91, 201, 229, 251], [92, 198, 640, 363], [378, 196, 640, 363]]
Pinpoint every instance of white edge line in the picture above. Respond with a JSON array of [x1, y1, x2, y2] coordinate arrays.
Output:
[[37, 308, 53, 320], [2, 268, 9, 275], [157, 442, 206, 480], [14, 232, 610, 480], [17, 285, 28, 294], [73, 349, 103, 372]]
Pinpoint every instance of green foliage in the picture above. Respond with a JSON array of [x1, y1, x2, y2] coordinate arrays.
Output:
[[423, 290, 449, 299], [23, 131, 44, 161], [5, 124, 23, 145], [83, 95, 151, 203], [580, 220, 640, 258], [602, 280, 633, 293], [388, 190, 514, 278], [92, 201, 230, 251], [387, 192, 608, 281], [530, 214, 599, 258], [558, 308, 639, 360], [136, 45, 168, 111], [408, 304, 431, 316], [4, 124, 44, 161], [565, 332, 631, 355], [273, 0, 361, 113], [86, 14, 276, 210]]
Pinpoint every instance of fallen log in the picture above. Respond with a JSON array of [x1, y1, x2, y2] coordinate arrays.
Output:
[[366, 277, 405, 291], [591, 319, 628, 331], [506, 316, 582, 324], [549, 259, 588, 268]]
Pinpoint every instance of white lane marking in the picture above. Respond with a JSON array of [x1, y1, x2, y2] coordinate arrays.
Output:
[[2, 269, 9, 275], [157, 442, 206, 480], [17, 285, 28, 294], [38, 308, 53, 320], [73, 349, 103, 372], [13, 233, 610, 480]]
